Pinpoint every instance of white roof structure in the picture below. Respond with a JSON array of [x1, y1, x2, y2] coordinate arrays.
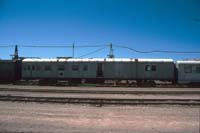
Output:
[[137, 58, 174, 62], [22, 58, 135, 62], [23, 58, 58, 62], [177, 60, 200, 64], [23, 58, 174, 62], [104, 58, 134, 62]]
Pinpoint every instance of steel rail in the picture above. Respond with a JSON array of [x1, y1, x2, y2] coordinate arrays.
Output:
[[0, 88, 200, 95], [0, 95, 199, 105]]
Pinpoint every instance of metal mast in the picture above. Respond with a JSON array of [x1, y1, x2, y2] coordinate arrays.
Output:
[[13, 45, 19, 60], [72, 42, 75, 58], [107, 43, 114, 58]]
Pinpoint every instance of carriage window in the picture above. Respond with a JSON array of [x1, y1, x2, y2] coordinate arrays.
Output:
[[57, 65, 65, 71], [145, 65, 156, 71], [83, 65, 88, 71], [196, 66, 200, 73], [27, 65, 31, 71], [184, 66, 192, 73], [151, 65, 156, 71], [23, 66, 27, 71], [145, 65, 151, 71], [32, 65, 35, 71], [72, 65, 79, 71], [36, 65, 41, 71], [45, 65, 52, 71]]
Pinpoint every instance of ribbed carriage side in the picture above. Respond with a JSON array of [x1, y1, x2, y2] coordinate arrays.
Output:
[[21, 59, 101, 80], [21, 58, 137, 81], [177, 61, 200, 84], [0, 60, 15, 82], [103, 59, 136, 80], [136, 59, 175, 81], [22, 59, 64, 79]]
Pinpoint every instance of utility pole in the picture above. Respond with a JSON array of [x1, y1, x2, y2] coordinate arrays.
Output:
[[13, 45, 19, 60], [107, 43, 114, 58], [72, 42, 75, 58]]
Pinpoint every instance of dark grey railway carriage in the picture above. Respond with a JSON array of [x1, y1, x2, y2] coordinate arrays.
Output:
[[0, 60, 15, 82], [21, 58, 175, 83], [0, 60, 21, 82]]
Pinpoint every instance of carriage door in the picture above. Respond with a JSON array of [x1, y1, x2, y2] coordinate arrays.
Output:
[[57, 65, 65, 78], [96, 63, 103, 77], [145, 64, 156, 79]]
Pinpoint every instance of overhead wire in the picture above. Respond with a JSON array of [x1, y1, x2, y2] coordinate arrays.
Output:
[[113, 44, 200, 54], [18, 45, 72, 48], [113, 45, 153, 53], [73, 44, 109, 48], [76, 46, 107, 58], [0, 44, 200, 54], [17, 44, 108, 48], [0, 45, 15, 48]]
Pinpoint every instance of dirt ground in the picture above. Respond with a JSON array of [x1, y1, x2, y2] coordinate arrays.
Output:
[[0, 101, 199, 133]]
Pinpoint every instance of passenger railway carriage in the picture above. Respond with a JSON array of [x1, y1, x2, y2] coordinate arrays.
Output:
[[177, 60, 200, 84], [0, 57, 200, 85], [0, 60, 15, 82], [21, 58, 175, 83], [135, 59, 175, 81], [0, 60, 21, 82]]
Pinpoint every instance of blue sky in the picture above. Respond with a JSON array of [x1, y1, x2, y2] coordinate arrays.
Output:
[[0, 0, 200, 59]]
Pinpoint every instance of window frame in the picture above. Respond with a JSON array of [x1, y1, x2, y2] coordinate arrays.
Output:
[[72, 65, 79, 71], [184, 65, 192, 73], [57, 65, 65, 71], [36, 65, 41, 71], [44, 65, 52, 71], [32, 65, 35, 71], [145, 65, 151, 71], [151, 65, 157, 71], [23, 66, 27, 71], [196, 66, 200, 73], [83, 65, 88, 71], [27, 65, 31, 71], [145, 65, 157, 72]]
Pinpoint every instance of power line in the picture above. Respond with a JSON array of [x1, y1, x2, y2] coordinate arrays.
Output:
[[74, 45, 108, 48], [0, 45, 107, 48], [77, 47, 107, 58], [149, 50, 200, 54], [9, 45, 108, 48], [113, 44, 200, 54], [0, 45, 15, 47], [18, 45, 107, 48], [114, 45, 152, 53], [18, 45, 72, 48], [1, 44, 200, 54]]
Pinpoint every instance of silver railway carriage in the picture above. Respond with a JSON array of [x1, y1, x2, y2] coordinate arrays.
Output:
[[21, 58, 175, 82], [22, 58, 136, 80], [136, 59, 175, 81], [177, 60, 200, 84]]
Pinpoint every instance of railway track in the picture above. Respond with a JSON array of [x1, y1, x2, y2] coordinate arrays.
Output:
[[0, 87, 200, 95], [0, 95, 199, 105], [0, 86, 199, 105]]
